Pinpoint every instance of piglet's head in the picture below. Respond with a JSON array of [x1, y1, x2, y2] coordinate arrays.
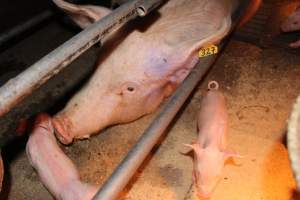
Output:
[[185, 143, 239, 198]]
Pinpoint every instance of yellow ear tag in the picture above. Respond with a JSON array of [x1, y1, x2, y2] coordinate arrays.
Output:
[[198, 44, 218, 58]]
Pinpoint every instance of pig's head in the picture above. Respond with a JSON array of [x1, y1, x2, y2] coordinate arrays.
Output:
[[281, 5, 300, 32], [53, 44, 175, 144], [51, 0, 236, 144], [51, 0, 176, 144], [185, 143, 238, 198]]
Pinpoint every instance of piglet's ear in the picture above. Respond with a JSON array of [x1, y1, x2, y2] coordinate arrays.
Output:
[[53, 0, 111, 29], [183, 143, 203, 156], [222, 149, 243, 160]]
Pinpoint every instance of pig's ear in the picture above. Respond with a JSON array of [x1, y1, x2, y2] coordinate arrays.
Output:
[[160, 6, 232, 57], [53, 0, 111, 29], [222, 149, 242, 160], [183, 143, 203, 156]]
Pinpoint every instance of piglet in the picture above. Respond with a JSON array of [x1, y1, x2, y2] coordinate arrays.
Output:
[[26, 114, 97, 200], [185, 81, 239, 198], [281, 5, 300, 48]]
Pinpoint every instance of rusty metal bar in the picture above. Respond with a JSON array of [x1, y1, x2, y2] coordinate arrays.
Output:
[[91, 1, 252, 199], [0, 0, 165, 118]]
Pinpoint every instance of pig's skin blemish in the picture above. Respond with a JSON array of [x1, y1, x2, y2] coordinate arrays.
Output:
[[163, 58, 168, 63]]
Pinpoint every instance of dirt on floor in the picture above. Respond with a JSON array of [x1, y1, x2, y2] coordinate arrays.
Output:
[[1, 37, 299, 200]]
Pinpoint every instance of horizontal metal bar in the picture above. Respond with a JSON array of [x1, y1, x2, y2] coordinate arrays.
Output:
[[0, 10, 54, 48], [0, 0, 165, 118], [91, 0, 253, 199]]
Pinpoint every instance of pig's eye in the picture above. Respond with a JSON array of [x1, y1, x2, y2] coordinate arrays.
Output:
[[118, 81, 139, 95], [127, 86, 135, 92]]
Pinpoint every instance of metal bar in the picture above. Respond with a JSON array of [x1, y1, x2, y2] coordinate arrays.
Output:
[[92, 1, 252, 199], [0, 10, 54, 48], [0, 0, 164, 118]]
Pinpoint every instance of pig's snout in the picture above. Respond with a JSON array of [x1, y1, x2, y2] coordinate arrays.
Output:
[[197, 191, 211, 199], [196, 184, 213, 198], [52, 115, 74, 145], [195, 175, 219, 198]]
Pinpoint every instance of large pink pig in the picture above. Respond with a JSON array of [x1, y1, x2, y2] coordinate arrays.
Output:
[[51, 0, 240, 145], [185, 81, 240, 198]]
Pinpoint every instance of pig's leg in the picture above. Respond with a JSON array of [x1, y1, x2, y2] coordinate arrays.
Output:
[[26, 114, 97, 200]]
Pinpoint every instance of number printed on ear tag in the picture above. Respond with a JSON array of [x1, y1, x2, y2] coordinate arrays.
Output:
[[198, 44, 218, 58]]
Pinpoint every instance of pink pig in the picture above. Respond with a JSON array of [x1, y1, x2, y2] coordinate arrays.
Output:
[[185, 81, 239, 198]]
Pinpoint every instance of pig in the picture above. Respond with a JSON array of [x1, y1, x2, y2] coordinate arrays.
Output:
[[281, 5, 300, 48], [50, 0, 260, 145], [26, 114, 97, 200], [184, 81, 240, 198]]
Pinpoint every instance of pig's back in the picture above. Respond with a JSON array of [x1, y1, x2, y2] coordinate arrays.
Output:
[[197, 90, 228, 148]]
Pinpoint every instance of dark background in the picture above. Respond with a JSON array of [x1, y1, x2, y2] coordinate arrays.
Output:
[[0, 0, 114, 33]]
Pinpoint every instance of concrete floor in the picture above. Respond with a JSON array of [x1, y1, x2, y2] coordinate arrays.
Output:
[[1, 14, 300, 200]]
